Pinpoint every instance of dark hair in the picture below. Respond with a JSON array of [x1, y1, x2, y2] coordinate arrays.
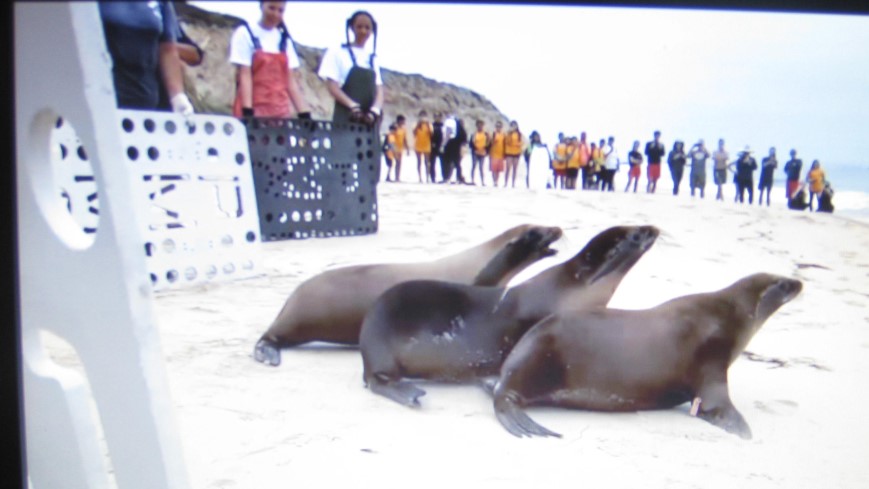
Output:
[[345, 10, 378, 65]]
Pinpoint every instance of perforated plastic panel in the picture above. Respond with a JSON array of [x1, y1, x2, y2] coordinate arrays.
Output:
[[245, 118, 381, 240], [51, 110, 263, 291]]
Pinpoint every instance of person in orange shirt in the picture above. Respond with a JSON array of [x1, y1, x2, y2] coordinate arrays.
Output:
[[489, 121, 506, 187], [469, 119, 491, 186], [577, 132, 591, 189], [806, 160, 826, 211], [551, 133, 569, 189], [413, 110, 433, 183], [392, 114, 410, 182], [504, 120, 524, 188]]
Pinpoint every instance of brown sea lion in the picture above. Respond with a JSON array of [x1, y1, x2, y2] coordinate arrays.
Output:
[[493, 273, 803, 439], [254, 224, 563, 366], [359, 225, 659, 407]]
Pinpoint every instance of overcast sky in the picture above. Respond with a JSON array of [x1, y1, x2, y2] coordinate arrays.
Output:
[[192, 2, 869, 167]]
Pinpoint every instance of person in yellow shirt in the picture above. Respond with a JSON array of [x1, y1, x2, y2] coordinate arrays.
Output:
[[489, 121, 506, 187], [577, 132, 591, 189], [413, 110, 433, 183], [551, 133, 569, 189], [806, 160, 826, 211], [469, 119, 491, 186], [392, 114, 410, 182], [504, 120, 524, 188], [382, 123, 397, 181]]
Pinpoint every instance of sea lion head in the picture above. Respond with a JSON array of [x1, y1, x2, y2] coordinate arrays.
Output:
[[737, 273, 803, 328], [566, 225, 659, 285], [473, 226, 563, 286]]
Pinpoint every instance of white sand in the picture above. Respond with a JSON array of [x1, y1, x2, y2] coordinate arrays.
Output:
[[117, 174, 869, 487]]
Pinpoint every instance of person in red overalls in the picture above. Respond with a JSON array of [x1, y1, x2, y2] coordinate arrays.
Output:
[[229, 1, 310, 119], [317, 11, 384, 127]]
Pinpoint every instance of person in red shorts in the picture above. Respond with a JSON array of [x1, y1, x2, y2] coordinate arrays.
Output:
[[625, 140, 643, 192], [644, 130, 666, 193]]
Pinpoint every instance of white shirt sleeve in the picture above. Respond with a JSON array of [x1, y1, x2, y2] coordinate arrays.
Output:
[[317, 46, 342, 83], [228, 26, 254, 67]]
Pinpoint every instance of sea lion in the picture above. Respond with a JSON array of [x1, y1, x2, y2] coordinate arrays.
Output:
[[493, 273, 803, 439], [254, 224, 563, 366], [360, 225, 659, 407]]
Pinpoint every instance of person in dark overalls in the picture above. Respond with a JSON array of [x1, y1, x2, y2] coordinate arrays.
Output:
[[318, 10, 384, 126]]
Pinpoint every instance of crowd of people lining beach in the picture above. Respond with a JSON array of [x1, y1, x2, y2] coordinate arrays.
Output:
[[97, 1, 834, 214], [381, 112, 836, 213]]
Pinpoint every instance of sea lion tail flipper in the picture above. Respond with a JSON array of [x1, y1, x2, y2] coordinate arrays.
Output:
[[696, 402, 752, 440], [253, 337, 282, 367], [494, 392, 561, 439], [368, 376, 427, 408]]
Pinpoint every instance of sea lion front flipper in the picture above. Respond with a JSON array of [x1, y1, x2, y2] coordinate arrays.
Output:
[[694, 382, 752, 439], [476, 376, 499, 396], [253, 337, 282, 367], [368, 377, 427, 407], [494, 391, 562, 438]]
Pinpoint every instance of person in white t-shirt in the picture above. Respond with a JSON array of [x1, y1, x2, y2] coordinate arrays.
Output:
[[317, 10, 384, 126], [228, 1, 310, 118], [601, 136, 619, 192]]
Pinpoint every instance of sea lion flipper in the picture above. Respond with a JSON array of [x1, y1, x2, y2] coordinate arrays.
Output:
[[368, 378, 426, 407], [476, 376, 499, 396], [694, 382, 752, 439], [494, 392, 562, 438], [253, 337, 281, 367], [697, 401, 752, 439]]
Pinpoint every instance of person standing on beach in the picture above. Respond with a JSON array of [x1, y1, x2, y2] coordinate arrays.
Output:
[[645, 130, 666, 193], [229, 1, 311, 119], [784, 149, 803, 200], [441, 117, 468, 184], [578, 132, 592, 189], [391, 115, 409, 182], [469, 119, 491, 186], [319, 10, 383, 126], [504, 121, 524, 188], [588, 142, 600, 190], [489, 121, 506, 187], [430, 112, 445, 183], [757, 147, 778, 206], [382, 123, 397, 181], [733, 146, 758, 204], [688, 139, 709, 198], [806, 160, 826, 211], [99, 1, 194, 118], [412, 110, 433, 183], [524, 131, 550, 189], [712, 139, 729, 201], [667, 140, 687, 196], [625, 141, 643, 193], [602, 136, 619, 192], [565, 137, 581, 190], [552, 133, 569, 189]]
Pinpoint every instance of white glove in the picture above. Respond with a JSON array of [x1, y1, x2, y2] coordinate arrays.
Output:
[[170, 93, 194, 121]]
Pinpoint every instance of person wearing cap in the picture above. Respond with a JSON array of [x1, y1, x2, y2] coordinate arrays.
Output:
[[732, 146, 758, 204], [757, 147, 778, 206], [644, 130, 666, 193], [783, 149, 803, 200]]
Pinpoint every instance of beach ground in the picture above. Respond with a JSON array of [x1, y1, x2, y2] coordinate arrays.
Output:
[[47, 177, 869, 488]]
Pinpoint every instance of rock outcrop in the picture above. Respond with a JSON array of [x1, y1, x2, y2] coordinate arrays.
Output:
[[175, 2, 510, 137]]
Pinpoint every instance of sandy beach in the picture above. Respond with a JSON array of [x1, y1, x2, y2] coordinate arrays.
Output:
[[46, 173, 869, 488]]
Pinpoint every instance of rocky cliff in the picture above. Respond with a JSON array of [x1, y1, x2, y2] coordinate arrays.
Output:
[[174, 2, 510, 137]]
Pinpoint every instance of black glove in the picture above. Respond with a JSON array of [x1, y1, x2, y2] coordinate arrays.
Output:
[[241, 107, 254, 119], [349, 106, 367, 124], [297, 111, 312, 120]]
